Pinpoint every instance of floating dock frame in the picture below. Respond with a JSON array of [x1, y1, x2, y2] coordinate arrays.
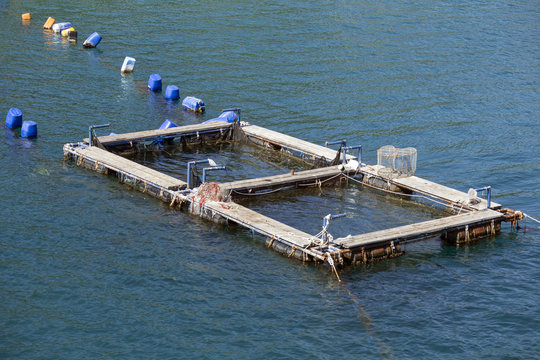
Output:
[[64, 120, 523, 275]]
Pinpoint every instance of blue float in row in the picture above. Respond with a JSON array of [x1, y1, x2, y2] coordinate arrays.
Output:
[[182, 96, 205, 112], [52, 22, 71, 33], [22, 121, 37, 138], [164, 85, 179, 100], [148, 74, 162, 91], [147, 74, 205, 111], [6, 108, 22, 128], [83, 32, 101, 48]]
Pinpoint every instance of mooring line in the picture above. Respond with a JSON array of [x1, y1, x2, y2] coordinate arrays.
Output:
[[339, 278, 394, 359], [524, 213, 540, 225]]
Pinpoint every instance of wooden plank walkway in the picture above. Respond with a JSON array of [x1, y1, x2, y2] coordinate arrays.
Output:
[[202, 201, 315, 248], [85, 122, 233, 146], [241, 125, 355, 162], [219, 165, 349, 194], [72, 146, 187, 190], [359, 164, 501, 210], [334, 209, 504, 249]]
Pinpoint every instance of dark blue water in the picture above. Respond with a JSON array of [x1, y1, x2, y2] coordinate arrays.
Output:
[[1, 1, 539, 359]]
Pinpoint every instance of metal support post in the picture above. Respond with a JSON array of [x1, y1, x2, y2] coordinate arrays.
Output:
[[88, 124, 110, 147], [202, 166, 227, 183], [475, 186, 492, 209]]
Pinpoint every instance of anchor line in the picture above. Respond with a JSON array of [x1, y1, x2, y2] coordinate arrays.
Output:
[[342, 173, 473, 212], [523, 213, 540, 225]]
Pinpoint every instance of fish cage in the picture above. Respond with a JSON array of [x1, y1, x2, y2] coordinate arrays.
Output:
[[377, 145, 417, 179]]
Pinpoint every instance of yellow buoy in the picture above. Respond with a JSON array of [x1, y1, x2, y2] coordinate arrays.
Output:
[[61, 27, 75, 37], [43, 17, 55, 29], [21, 13, 31, 21]]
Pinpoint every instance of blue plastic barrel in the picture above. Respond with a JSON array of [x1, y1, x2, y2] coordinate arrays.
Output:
[[164, 85, 179, 100], [83, 32, 102, 48], [21, 121, 37, 138], [182, 96, 205, 112], [159, 119, 178, 129], [148, 74, 162, 91], [52, 22, 71, 33], [218, 110, 238, 123], [5, 108, 23, 128]]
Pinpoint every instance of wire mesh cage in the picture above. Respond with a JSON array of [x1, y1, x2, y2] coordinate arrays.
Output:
[[377, 145, 417, 179]]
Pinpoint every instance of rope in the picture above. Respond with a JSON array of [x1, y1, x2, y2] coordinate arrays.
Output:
[[298, 173, 343, 187], [326, 254, 341, 282], [288, 246, 296, 257], [524, 213, 540, 225], [343, 173, 472, 213], [170, 193, 177, 207], [232, 187, 287, 196]]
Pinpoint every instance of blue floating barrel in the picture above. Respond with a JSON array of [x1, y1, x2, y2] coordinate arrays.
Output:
[[52, 22, 71, 33], [83, 32, 102, 48], [182, 96, 205, 112], [164, 85, 179, 100], [21, 121, 37, 138], [202, 111, 238, 124], [148, 74, 162, 92], [159, 119, 178, 129], [218, 110, 238, 123], [5, 108, 23, 128]]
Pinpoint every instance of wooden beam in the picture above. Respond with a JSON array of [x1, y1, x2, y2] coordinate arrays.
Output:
[[242, 125, 355, 163], [203, 201, 315, 248], [84, 122, 232, 146], [72, 146, 187, 190], [334, 209, 504, 249], [220, 165, 350, 194]]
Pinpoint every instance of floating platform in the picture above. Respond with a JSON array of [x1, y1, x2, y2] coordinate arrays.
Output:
[[64, 120, 523, 277]]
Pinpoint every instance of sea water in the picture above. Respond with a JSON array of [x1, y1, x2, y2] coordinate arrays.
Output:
[[0, 1, 538, 359]]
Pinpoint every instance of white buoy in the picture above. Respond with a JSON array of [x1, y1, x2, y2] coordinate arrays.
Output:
[[121, 57, 136, 73]]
